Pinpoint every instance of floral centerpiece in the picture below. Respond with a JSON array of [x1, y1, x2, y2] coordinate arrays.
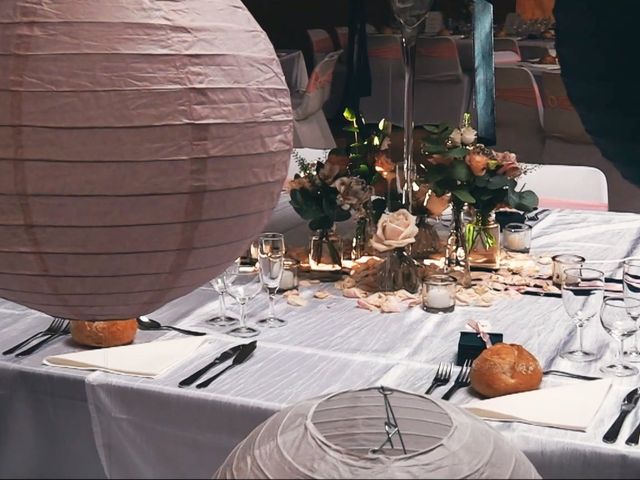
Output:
[[419, 113, 539, 278]]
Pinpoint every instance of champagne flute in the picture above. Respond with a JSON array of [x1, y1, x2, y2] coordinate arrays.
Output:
[[623, 258, 640, 362], [560, 267, 604, 362], [223, 264, 262, 338], [256, 233, 287, 328], [206, 275, 238, 326], [600, 297, 640, 377]]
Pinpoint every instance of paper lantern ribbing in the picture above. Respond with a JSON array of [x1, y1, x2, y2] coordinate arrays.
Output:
[[0, 0, 292, 320], [216, 388, 540, 479]]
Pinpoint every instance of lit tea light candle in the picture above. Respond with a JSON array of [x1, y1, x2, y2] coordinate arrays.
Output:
[[279, 258, 299, 291], [551, 254, 586, 286], [422, 274, 456, 314], [503, 223, 532, 253]]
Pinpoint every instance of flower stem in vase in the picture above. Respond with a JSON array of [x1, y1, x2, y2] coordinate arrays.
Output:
[[444, 202, 471, 287]]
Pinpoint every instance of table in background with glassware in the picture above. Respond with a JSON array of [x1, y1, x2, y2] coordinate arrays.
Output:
[[4, 199, 640, 477]]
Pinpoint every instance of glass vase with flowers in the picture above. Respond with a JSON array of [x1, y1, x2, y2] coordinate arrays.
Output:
[[418, 113, 539, 279]]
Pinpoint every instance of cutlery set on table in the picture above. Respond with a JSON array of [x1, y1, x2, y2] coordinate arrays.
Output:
[[179, 341, 257, 389], [603, 387, 640, 447], [2, 318, 70, 357]]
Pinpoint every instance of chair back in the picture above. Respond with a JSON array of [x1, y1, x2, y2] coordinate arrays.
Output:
[[415, 36, 462, 81], [307, 29, 335, 67], [494, 66, 544, 162], [294, 51, 341, 121], [504, 12, 522, 35], [424, 11, 444, 36], [494, 38, 522, 64], [360, 34, 405, 124], [517, 164, 608, 211], [541, 71, 593, 144], [335, 26, 348, 49]]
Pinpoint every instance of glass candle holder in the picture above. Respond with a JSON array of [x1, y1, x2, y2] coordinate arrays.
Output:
[[552, 254, 586, 286], [422, 274, 457, 314], [279, 258, 299, 291], [503, 223, 532, 253]]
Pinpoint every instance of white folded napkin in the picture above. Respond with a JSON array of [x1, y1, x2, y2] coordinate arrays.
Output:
[[43, 336, 208, 378], [464, 379, 612, 431]]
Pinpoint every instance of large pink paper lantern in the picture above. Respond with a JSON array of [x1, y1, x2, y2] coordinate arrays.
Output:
[[0, 0, 292, 320]]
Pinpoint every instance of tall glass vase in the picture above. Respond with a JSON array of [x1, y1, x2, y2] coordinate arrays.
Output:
[[378, 247, 421, 293], [444, 202, 471, 287], [351, 215, 374, 261], [389, 0, 434, 212]]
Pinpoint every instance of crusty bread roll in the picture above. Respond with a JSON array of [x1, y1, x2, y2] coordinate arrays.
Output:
[[470, 343, 542, 398], [539, 54, 558, 65], [70, 319, 137, 347]]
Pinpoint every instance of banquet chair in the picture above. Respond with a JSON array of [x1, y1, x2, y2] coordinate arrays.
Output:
[[518, 164, 608, 211], [414, 36, 470, 126], [335, 26, 348, 49], [494, 66, 544, 163], [359, 34, 404, 125], [306, 28, 335, 68], [424, 11, 444, 36], [519, 45, 551, 62], [540, 71, 640, 212], [494, 38, 522, 64], [291, 51, 341, 149], [504, 12, 522, 35]]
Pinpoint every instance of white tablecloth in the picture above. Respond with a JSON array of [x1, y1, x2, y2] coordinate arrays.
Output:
[[3, 199, 640, 478], [277, 49, 308, 94]]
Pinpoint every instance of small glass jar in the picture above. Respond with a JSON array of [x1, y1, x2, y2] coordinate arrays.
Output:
[[468, 218, 501, 270], [503, 223, 532, 253], [422, 274, 457, 314], [279, 258, 299, 291], [552, 254, 586, 286], [309, 228, 343, 273]]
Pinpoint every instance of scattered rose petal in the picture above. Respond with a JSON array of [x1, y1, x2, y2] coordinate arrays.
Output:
[[343, 287, 368, 298], [357, 298, 379, 312], [364, 292, 387, 307], [282, 289, 299, 298], [381, 298, 408, 313], [286, 295, 308, 307], [314, 291, 331, 299]]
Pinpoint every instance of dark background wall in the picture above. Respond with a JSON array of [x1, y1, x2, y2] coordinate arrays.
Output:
[[242, 0, 517, 53]]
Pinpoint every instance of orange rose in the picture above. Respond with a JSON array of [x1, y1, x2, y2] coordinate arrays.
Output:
[[466, 152, 489, 176], [325, 151, 350, 175], [425, 192, 451, 217], [374, 151, 396, 176]]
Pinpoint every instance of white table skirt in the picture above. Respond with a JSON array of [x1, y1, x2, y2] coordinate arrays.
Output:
[[3, 199, 640, 478]]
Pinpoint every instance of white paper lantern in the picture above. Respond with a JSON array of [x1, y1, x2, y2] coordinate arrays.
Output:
[[0, 0, 292, 320], [216, 388, 540, 479]]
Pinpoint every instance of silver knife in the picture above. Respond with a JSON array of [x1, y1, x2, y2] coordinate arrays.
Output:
[[178, 341, 253, 388], [603, 387, 640, 444]]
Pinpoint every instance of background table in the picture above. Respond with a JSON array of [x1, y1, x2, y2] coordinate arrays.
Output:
[[276, 49, 308, 94]]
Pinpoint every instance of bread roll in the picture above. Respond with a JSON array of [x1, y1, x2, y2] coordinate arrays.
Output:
[[70, 319, 137, 347], [470, 343, 542, 398]]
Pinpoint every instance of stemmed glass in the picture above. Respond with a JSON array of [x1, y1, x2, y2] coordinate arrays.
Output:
[[623, 258, 640, 362], [256, 233, 287, 328], [223, 264, 263, 338], [600, 297, 640, 377], [207, 275, 238, 326], [560, 267, 605, 362]]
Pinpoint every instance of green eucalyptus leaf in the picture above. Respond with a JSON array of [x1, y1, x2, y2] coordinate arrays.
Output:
[[343, 108, 356, 122], [451, 159, 473, 182], [487, 175, 509, 189], [452, 188, 476, 204], [309, 216, 333, 231], [447, 147, 470, 158]]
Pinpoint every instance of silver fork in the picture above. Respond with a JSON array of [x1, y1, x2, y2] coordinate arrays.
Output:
[[15, 320, 70, 357], [425, 362, 453, 395], [441, 359, 473, 400], [3, 318, 64, 355]]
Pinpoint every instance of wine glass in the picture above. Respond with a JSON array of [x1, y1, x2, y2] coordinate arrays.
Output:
[[600, 297, 640, 377], [223, 264, 263, 338], [623, 258, 640, 362], [560, 267, 605, 362], [256, 233, 287, 328], [206, 275, 238, 326]]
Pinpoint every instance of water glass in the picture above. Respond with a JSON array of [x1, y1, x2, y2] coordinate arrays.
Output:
[[560, 267, 604, 362], [600, 297, 640, 377], [623, 258, 640, 362], [207, 275, 238, 326], [257, 233, 287, 328], [552, 254, 585, 286], [223, 264, 263, 338], [503, 223, 532, 253]]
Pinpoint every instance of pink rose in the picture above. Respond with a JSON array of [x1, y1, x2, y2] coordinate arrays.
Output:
[[370, 209, 419, 252]]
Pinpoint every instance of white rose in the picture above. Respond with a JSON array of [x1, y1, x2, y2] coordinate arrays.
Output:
[[461, 126, 477, 145], [370, 209, 419, 253], [449, 128, 462, 146]]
